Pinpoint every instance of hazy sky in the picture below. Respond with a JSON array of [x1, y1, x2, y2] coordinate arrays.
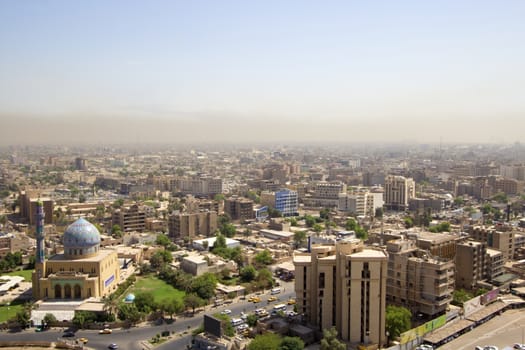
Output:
[[1, 1, 524, 145]]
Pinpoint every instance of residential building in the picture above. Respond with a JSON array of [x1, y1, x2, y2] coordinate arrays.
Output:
[[168, 211, 217, 240], [455, 241, 487, 290], [224, 196, 254, 221], [293, 239, 388, 346], [112, 204, 146, 232], [384, 175, 415, 210], [261, 189, 299, 217], [386, 239, 454, 317], [19, 191, 53, 225]]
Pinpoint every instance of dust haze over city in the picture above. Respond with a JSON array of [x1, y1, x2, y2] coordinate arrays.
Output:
[[1, 1, 525, 146], [4, 2, 525, 350]]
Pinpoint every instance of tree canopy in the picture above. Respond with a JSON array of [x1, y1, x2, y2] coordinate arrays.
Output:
[[385, 305, 411, 339], [320, 327, 346, 350]]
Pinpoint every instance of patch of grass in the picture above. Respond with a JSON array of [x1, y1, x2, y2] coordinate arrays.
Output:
[[4, 269, 33, 282], [0, 300, 25, 323], [128, 275, 185, 305]]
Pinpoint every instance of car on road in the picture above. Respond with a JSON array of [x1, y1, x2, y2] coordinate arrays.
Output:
[[268, 296, 278, 302], [99, 328, 112, 334], [240, 312, 247, 320], [475, 346, 498, 350], [108, 344, 119, 350], [221, 309, 232, 315], [77, 337, 88, 344], [287, 298, 296, 305], [514, 344, 525, 350], [62, 331, 75, 337], [250, 296, 261, 303], [415, 345, 433, 350]]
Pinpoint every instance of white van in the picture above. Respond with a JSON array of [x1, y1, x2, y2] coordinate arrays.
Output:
[[270, 287, 281, 295], [272, 304, 287, 313], [231, 318, 243, 327]]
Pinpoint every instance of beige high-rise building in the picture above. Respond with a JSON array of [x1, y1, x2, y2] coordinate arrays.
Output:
[[112, 204, 146, 232], [384, 175, 415, 210], [168, 211, 218, 240], [224, 196, 254, 222], [455, 241, 487, 290], [386, 239, 454, 317], [294, 239, 388, 347]]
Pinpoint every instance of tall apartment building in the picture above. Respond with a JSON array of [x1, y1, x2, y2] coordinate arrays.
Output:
[[261, 189, 298, 217], [455, 241, 487, 290], [168, 211, 217, 240], [112, 204, 146, 233], [19, 191, 53, 225], [500, 164, 525, 181], [413, 231, 462, 260], [171, 177, 223, 197], [338, 192, 373, 216], [275, 189, 298, 217], [185, 195, 222, 214], [224, 196, 254, 221], [384, 175, 415, 210], [294, 240, 388, 346], [469, 225, 525, 262], [386, 239, 454, 317], [305, 181, 347, 208]]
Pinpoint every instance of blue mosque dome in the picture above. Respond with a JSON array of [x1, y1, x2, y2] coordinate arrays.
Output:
[[125, 293, 135, 303], [63, 218, 101, 259]]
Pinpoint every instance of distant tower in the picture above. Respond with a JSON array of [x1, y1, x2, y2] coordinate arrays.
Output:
[[35, 200, 45, 263], [32, 200, 46, 299]]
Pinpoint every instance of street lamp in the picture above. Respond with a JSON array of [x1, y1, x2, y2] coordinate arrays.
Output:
[[6, 302, 10, 320]]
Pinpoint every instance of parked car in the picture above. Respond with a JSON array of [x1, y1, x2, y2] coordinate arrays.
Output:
[[62, 331, 75, 337], [108, 344, 119, 350], [220, 309, 232, 315], [99, 328, 112, 334]]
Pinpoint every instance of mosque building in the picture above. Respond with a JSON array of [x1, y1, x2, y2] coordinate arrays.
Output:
[[32, 203, 120, 300]]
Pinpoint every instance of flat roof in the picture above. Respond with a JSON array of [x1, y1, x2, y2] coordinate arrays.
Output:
[[351, 249, 387, 259], [293, 255, 311, 264]]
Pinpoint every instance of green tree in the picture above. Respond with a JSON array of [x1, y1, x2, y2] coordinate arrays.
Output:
[[156, 234, 171, 247], [404, 217, 414, 229], [248, 333, 282, 350], [191, 273, 217, 300], [319, 208, 330, 220], [256, 268, 274, 289], [111, 224, 122, 237], [15, 309, 30, 328], [312, 223, 323, 234], [246, 313, 258, 327], [42, 313, 57, 327], [240, 265, 257, 282], [214, 194, 225, 201], [150, 250, 173, 269], [345, 218, 357, 231], [255, 250, 273, 267], [117, 303, 142, 324], [213, 313, 235, 337], [305, 215, 316, 228], [163, 298, 183, 319], [452, 289, 473, 305], [279, 336, 305, 350], [293, 231, 307, 249], [385, 305, 411, 339], [134, 292, 157, 313], [184, 293, 204, 314], [220, 223, 237, 238], [320, 327, 346, 350], [112, 199, 124, 208]]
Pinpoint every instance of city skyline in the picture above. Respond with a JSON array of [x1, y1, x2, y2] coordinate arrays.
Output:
[[1, 0, 524, 145]]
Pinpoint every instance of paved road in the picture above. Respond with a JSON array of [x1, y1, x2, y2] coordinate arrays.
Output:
[[438, 309, 525, 349], [0, 280, 296, 350]]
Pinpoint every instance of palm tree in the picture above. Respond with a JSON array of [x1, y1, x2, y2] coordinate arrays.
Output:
[[102, 295, 119, 319]]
